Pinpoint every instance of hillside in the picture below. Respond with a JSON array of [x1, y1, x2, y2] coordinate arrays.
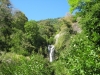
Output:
[[0, 0, 100, 75]]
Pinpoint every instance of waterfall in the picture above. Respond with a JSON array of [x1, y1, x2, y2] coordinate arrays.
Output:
[[54, 34, 60, 45], [48, 45, 55, 62], [54, 33, 63, 45]]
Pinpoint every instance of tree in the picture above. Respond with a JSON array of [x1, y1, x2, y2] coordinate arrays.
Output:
[[12, 10, 28, 31], [65, 0, 100, 74], [0, 0, 13, 51], [24, 20, 39, 53], [68, 0, 91, 13], [68, 0, 100, 46]]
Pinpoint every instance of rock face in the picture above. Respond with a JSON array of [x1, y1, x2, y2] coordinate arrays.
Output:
[[72, 23, 82, 33], [48, 45, 55, 62]]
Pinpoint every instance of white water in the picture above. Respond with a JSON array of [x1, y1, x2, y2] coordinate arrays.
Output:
[[48, 45, 55, 62], [54, 33, 64, 45], [54, 34, 60, 45]]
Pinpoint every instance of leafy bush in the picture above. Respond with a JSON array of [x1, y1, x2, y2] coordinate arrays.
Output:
[[52, 60, 69, 75], [0, 53, 52, 75], [65, 33, 100, 75]]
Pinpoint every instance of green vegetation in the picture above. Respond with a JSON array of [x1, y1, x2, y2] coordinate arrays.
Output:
[[0, 0, 100, 75]]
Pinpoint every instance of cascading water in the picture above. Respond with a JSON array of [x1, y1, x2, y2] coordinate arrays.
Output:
[[48, 45, 55, 62]]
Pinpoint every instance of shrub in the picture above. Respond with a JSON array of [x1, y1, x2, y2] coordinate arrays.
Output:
[[0, 53, 52, 75], [65, 33, 100, 75]]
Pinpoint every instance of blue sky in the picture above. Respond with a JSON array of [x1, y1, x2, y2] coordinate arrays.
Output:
[[10, 0, 70, 21]]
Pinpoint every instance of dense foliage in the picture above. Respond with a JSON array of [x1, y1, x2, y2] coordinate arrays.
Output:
[[0, 0, 100, 75], [66, 0, 100, 74]]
